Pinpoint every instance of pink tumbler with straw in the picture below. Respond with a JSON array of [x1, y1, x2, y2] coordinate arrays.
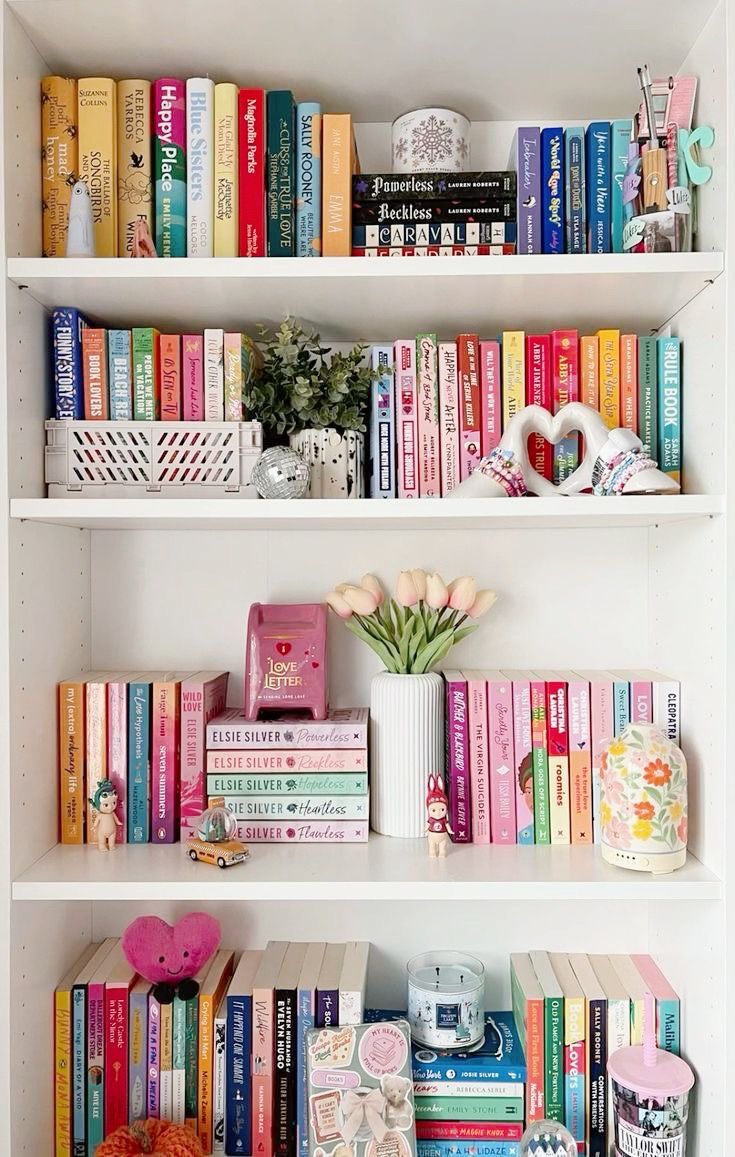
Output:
[[608, 991, 694, 1156]]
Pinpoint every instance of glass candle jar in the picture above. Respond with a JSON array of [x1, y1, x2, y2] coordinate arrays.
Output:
[[407, 951, 485, 1051]]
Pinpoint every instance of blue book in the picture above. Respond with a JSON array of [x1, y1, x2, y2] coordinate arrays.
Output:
[[107, 330, 133, 420], [127, 679, 151, 843], [71, 982, 87, 1156], [296, 102, 321, 257], [613, 681, 630, 736], [365, 1010, 526, 1082], [418, 1145, 519, 1157], [586, 122, 611, 253], [564, 128, 586, 254], [657, 337, 681, 482], [541, 127, 564, 254], [297, 943, 325, 1157], [611, 119, 633, 253], [515, 127, 542, 254], [225, 950, 261, 1156], [129, 980, 149, 1124], [52, 307, 87, 419], [370, 346, 396, 498]]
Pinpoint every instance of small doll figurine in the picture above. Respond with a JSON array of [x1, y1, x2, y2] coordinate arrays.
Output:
[[89, 778, 122, 852], [132, 218, 158, 257], [426, 773, 453, 858]]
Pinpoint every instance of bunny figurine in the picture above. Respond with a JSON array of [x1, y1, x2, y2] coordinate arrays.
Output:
[[426, 774, 453, 858]]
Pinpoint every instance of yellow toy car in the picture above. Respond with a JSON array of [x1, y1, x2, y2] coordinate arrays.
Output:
[[185, 798, 250, 869]]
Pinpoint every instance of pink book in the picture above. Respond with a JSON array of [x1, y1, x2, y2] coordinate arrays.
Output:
[[207, 748, 368, 772], [443, 671, 471, 842], [567, 676, 593, 845], [464, 671, 490, 844], [504, 671, 534, 845], [480, 339, 501, 457], [86, 673, 108, 844], [626, 672, 653, 723], [394, 339, 419, 498], [487, 672, 516, 844], [182, 335, 204, 421], [457, 334, 481, 479], [575, 670, 615, 844], [234, 820, 368, 842], [179, 671, 229, 839], [152, 672, 192, 844], [104, 943, 138, 1136], [106, 678, 128, 843], [147, 991, 161, 1118], [525, 334, 552, 480], [159, 334, 182, 420], [438, 340, 460, 495], [417, 334, 440, 496]]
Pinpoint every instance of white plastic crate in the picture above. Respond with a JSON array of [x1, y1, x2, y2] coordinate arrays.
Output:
[[45, 420, 263, 497]]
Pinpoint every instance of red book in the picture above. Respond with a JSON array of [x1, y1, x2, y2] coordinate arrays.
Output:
[[104, 942, 138, 1136], [551, 329, 579, 484], [525, 334, 552, 479], [159, 334, 182, 420], [457, 334, 481, 480], [82, 328, 109, 420], [542, 673, 571, 845], [238, 88, 265, 256]]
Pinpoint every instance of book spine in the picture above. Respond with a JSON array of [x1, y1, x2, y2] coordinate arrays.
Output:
[[59, 679, 85, 844], [55, 984, 72, 1157], [547, 682, 570, 844], [86, 681, 107, 844], [445, 678, 471, 842], [274, 990, 296, 1157], [611, 119, 633, 254], [414, 1081, 522, 1098], [147, 994, 161, 1118], [652, 680, 680, 744], [208, 771, 368, 795], [353, 221, 516, 246], [370, 345, 396, 498], [630, 680, 652, 723], [129, 989, 148, 1124], [394, 339, 419, 498], [252, 987, 275, 1157], [107, 330, 133, 420], [181, 674, 227, 838], [545, 996, 564, 1123], [185, 994, 199, 1128], [297, 987, 314, 1157], [512, 680, 534, 845], [296, 102, 322, 257], [187, 78, 214, 257], [42, 76, 78, 257], [530, 681, 550, 844], [606, 998, 630, 1146], [416, 1124, 523, 1142], [417, 333, 440, 496], [208, 748, 367, 773], [562, 991, 586, 1148], [597, 329, 620, 429], [588, 997, 607, 1157], [238, 88, 266, 256], [152, 678, 180, 844], [525, 334, 552, 480], [86, 981, 105, 1149], [223, 332, 244, 421], [53, 308, 86, 420], [132, 328, 160, 421], [417, 1143, 518, 1157], [564, 127, 586, 253], [657, 337, 682, 482], [127, 680, 150, 844], [551, 330, 579, 483], [479, 340, 501, 459], [586, 122, 611, 253], [214, 83, 238, 257], [198, 988, 216, 1146], [207, 714, 369, 749], [568, 681, 593, 844], [182, 335, 204, 420], [468, 680, 490, 845], [106, 681, 127, 842], [502, 330, 525, 432], [266, 90, 295, 256], [352, 243, 514, 257], [204, 328, 224, 420], [638, 335, 658, 456], [172, 996, 187, 1125], [213, 1010, 227, 1152], [323, 113, 354, 256], [72, 986, 87, 1156], [153, 78, 186, 257], [160, 1002, 173, 1121], [621, 333, 638, 431], [488, 677, 516, 843], [356, 172, 516, 200], [415, 1099, 524, 1122], [226, 994, 251, 1155], [234, 820, 369, 842], [222, 795, 369, 819], [159, 333, 182, 420], [438, 341, 461, 495], [457, 334, 481, 480], [82, 328, 109, 420], [541, 127, 564, 254], [353, 199, 516, 226], [105, 986, 130, 1135], [631, 956, 680, 1054], [117, 79, 152, 257], [78, 78, 117, 256], [590, 679, 614, 843], [516, 127, 542, 254], [580, 335, 599, 409], [613, 680, 630, 735]]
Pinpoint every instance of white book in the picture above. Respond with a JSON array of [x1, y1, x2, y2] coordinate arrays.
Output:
[[338, 941, 370, 1025], [633, 669, 681, 744], [186, 77, 215, 256], [609, 953, 647, 1046], [212, 997, 227, 1153], [204, 328, 224, 420]]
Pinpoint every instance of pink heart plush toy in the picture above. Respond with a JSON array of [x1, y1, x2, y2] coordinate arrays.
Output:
[[122, 912, 221, 1004]]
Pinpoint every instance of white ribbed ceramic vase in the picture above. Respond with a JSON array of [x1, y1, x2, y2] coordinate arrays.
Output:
[[370, 671, 444, 838]]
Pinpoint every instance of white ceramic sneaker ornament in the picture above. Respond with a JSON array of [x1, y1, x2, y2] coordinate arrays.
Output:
[[448, 403, 679, 499]]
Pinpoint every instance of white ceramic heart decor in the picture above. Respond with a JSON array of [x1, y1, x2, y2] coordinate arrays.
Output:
[[447, 403, 680, 499]]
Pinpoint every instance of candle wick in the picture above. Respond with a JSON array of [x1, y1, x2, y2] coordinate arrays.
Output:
[[460, 973, 464, 984]]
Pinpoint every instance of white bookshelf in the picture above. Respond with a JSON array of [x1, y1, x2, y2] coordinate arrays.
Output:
[[0, 1, 732, 1154]]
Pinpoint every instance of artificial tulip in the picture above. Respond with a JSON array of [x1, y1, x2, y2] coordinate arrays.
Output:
[[449, 575, 477, 612], [411, 568, 428, 600], [425, 572, 449, 609], [341, 585, 379, 616], [395, 570, 419, 607], [360, 573, 385, 605], [325, 591, 353, 619], [467, 589, 497, 618]]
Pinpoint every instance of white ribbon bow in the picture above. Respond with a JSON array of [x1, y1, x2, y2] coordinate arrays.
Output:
[[341, 1088, 388, 1144]]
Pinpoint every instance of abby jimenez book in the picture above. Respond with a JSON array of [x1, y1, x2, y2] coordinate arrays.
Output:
[[207, 707, 368, 749]]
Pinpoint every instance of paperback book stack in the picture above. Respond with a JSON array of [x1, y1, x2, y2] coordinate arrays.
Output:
[[206, 707, 369, 842], [511, 951, 681, 1157], [352, 171, 517, 257], [368, 329, 682, 498], [53, 938, 369, 1157], [57, 670, 229, 845], [443, 669, 680, 846]]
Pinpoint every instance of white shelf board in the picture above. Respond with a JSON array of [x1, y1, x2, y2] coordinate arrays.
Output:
[[11, 839, 722, 902], [10, 495, 723, 531], [7, 254, 724, 338]]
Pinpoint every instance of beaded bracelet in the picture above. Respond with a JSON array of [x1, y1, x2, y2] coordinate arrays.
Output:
[[477, 447, 529, 497], [592, 447, 659, 496]]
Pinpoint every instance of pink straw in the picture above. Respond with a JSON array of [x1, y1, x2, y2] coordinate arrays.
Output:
[[643, 990, 657, 1067]]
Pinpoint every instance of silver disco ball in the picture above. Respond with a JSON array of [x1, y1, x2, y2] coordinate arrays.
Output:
[[251, 446, 310, 500]]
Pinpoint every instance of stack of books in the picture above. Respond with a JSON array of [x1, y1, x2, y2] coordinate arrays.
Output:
[[443, 669, 680, 845], [512, 951, 681, 1157], [54, 938, 370, 1157], [352, 171, 517, 257], [57, 671, 229, 845], [206, 708, 369, 842]]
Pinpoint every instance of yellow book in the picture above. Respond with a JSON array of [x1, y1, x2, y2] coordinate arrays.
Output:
[[54, 943, 99, 1157], [78, 78, 117, 257], [597, 328, 620, 428], [198, 949, 235, 1150], [502, 331, 525, 428], [322, 113, 357, 257], [42, 76, 78, 257], [116, 79, 152, 257], [580, 335, 599, 410], [214, 82, 238, 256]]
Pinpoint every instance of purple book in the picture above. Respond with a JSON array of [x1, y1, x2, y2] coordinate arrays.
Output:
[[315, 943, 344, 1028], [515, 127, 541, 254], [444, 671, 471, 842]]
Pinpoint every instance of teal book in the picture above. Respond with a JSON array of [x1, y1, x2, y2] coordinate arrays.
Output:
[[611, 119, 633, 253], [266, 90, 295, 256], [414, 1097, 524, 1121], [127, 679, 150, 843], [638, 336, 658, 457], [184, 993, 199, 1127], [613, 680, 630, 736], [296, 101, 321, 257], [108, 329, 133, 420], [657, 337, 682, 483], [172, 996, 187, 1125]]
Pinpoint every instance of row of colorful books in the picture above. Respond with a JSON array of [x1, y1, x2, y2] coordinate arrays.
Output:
[[511, 951, 680, 1157], [41, 76, 356, 259], [369, 331, 682, 498], [206, 709, 369, 843], [54, 938, 369, 1157], [51, 308, 260, 422], [58, 671, 229, 845], [443, 670, 680, 845]]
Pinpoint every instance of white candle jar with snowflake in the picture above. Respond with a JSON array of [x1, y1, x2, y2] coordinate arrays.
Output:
[[392, 107, 471, 173]]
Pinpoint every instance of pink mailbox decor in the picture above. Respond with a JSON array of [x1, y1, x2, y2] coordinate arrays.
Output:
[[244, 602, 328, 721]]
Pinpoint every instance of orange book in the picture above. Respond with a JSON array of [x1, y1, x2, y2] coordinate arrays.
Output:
[[580, 336, 599, 410], [82, 328, 109, 419], [322, 114, 358, 257], [620, 334, 637, 431], [197, 949, 235, 1151], [596, 328, 620, 429], [42, 76, 78, 257], [58, 676, 86, 843], [159, 334, 182, 420]]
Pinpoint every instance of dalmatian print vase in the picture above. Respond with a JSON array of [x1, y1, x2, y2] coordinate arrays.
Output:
[[290, 428, 365, 499]]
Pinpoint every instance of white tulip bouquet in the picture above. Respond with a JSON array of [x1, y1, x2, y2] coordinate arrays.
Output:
[[325, 570, 497, 674]]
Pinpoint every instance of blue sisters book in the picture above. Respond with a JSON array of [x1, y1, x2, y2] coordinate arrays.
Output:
[[127, 679, 151, 843], [657, 337, 681, 482], [611, 119, 633, 253], [296, 102, 321, 257], [586, 122, 611, 253], [365, 1010, 526, 1082], [564, 128, 586, 254], [541, 127, 564, 253], [370, 346, 396, 498], [225, 950, 261, 1156], [52, 307, 87, 419], [108, 329, 133, 420]]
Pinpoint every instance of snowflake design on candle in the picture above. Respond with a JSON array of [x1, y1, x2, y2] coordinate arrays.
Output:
[[411, 115, 454, 164], [457, 136, 469, 161], [393, 136, 409, 164]]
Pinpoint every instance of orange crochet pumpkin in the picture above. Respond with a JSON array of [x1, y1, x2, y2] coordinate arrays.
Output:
[[97, 1119, 204, 1156]]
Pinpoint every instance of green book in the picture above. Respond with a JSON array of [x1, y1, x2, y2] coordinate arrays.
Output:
[[172, 996, 187, 1125], [415, 1097, 524, 1121], [530, 950, 564, 1124], [185, 968, 207, 1127], [206, 772, 368, 796], [132, 328, 160, 420], [266, 90, 295, 256], [638, 336, 658, 458], [531, 678, 550, 845]]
